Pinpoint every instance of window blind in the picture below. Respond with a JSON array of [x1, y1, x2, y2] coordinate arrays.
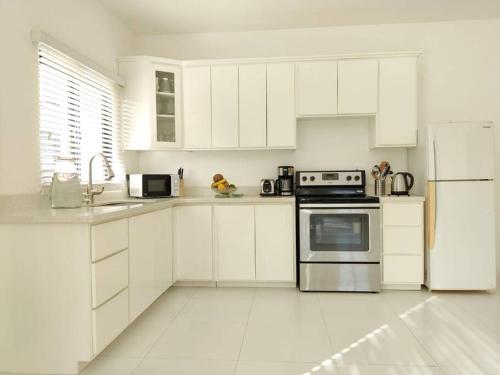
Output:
[[38, 43, 124, 185]]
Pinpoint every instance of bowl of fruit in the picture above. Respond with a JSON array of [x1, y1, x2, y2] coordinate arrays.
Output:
[[211, 173, 239, 197]]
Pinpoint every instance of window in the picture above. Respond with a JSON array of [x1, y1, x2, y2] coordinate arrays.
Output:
[[37, 43, 124, 185]]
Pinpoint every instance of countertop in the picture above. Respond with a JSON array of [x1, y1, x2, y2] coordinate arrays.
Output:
[[0, 188, 294, 225]]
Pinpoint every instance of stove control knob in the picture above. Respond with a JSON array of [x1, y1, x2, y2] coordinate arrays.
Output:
[[301, 176, 308, 182], [310, 176, 316, 182], [354, 175, 360, 181], [346, 176, 352, 181]]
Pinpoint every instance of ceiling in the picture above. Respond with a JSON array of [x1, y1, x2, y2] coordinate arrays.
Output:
[[99, 0, 500, 35]]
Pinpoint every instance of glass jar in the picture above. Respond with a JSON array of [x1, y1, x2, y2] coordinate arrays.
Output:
[[50, 157, 83, 208]]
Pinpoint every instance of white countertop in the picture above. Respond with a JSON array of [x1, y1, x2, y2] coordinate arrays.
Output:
[[0, 189, 294, 225], [378, 195, 425, 203]]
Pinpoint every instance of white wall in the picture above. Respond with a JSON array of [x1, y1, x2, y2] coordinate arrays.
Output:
[[0, 0, 137, 195], [135, 19, 500, 273], [139, 117, 407, 186]]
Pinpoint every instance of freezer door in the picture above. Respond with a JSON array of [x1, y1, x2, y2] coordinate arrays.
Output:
[[428, 122, 494, 181], [428, 180, 496, 290]]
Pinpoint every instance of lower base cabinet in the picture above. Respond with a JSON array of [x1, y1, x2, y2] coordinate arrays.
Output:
[[129, 209, 173, 321], [175, 205, 214, 281], [92, 289, 129, 354], [255, 205, 295, 281], [215, 205, 256, 281], [381, 200, 424, 288], [213, 203, 295, 283]]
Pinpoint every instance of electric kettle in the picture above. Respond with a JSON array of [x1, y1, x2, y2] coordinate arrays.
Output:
[[390, 172, 414, 196]]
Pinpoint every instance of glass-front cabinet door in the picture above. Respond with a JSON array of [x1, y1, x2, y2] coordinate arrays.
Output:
[[152, 64, 181, 148]]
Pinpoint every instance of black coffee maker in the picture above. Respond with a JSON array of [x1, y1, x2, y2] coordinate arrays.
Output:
[[276, 166, 294, 196]]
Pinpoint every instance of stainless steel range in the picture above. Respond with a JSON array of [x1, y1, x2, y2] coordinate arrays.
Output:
[[296, 170, 381, 292]]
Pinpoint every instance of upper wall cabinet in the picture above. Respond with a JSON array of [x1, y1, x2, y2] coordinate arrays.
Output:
[[120, 52, 418, 150], [372, 57, 418, 147], [211, 65, 239, 148], [182, 62, 295, 150], [338, 59, 378, 114], [183, 66, 212, 149], [267, 63, 296, 148], [239, 64, 267, 148], [119, 57, 182, 150], [295, 61, 337, 116]]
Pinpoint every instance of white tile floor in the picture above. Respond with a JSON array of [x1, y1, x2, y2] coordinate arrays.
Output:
[[79, 285, 500, 375]]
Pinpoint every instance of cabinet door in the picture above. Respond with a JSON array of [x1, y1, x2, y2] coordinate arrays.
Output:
[[383, 255, 423, 284], [267, 63, 295, 148], [215, 205, 255, 281], [338, 59, 378, 114], [175, 205, 213, 281], [296, 61, 337, 116], [376, 57, 417, 146], [239, 64, 267, 147], [152, 64, 182, 148], [211, 65, 239, 148], [183, 66, 212, 148], [255, 205, 294, 281], [129, 209, 172, 321], [119, 60, 153, 150]]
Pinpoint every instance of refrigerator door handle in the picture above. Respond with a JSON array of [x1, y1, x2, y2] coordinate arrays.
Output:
[[426, 181, 436, 250], [432, 139, 437, 181]]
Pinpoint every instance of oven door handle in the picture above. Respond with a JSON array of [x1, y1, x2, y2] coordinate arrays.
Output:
[[299, 203, 380, 209]]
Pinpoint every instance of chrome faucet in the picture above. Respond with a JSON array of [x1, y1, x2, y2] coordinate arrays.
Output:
[[84, 153, 115, 204]]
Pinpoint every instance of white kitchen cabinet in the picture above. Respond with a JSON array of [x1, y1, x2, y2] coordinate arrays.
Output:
[[239, 64, 267, 147], [255, 205, 295, 282], [381, 199, 424, 289], [175, 205, 214, 280], [211, 65, 239, 148], [215, 205, 255, 281], [92, 289, 129, 354], [374, 57, 418, 147], [295, 61, 337, 116], [129, 209, 173, 321], [267, 63, 296, 148], [91, 250, 128, 308], [338, 59, 378, 114], [183, 65, 212, 148], [118, 57, 182, 150]]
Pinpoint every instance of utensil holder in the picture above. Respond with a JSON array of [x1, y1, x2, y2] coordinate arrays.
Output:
[[374, 179, 385, 196]]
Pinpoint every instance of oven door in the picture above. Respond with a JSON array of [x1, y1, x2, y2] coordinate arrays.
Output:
[[143, 174, 172, 197], [299, 204, 380, 263]]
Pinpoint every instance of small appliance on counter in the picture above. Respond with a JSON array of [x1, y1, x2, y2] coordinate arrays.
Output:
[[260, 179, 276, 196], [276, 166, 294, 196], [390, 172, 414, 196], [127, 174, 179, 198]]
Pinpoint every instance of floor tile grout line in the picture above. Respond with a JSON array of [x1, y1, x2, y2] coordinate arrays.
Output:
[[317, 293, 340, 374], [129, 287, 200, 375], [233, 288, 257, 375]]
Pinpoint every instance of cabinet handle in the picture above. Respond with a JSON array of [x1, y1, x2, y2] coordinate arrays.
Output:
[[426, 181, 436, 250]]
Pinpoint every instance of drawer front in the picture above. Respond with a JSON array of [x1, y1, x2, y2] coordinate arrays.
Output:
[[92, 250, 129, 308], [383, 255, 423, 284], [383, 203, 423, 226], [383, 227, 423, 255], [92, 288, 129, 355], [92, 219, 128, 261]]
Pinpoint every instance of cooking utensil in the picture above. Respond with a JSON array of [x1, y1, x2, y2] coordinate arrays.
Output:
[[371, 165, 381, 179]]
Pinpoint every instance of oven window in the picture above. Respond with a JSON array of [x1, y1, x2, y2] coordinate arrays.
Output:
[[147, 179, 167, 193], [309, 214, 369, 252]]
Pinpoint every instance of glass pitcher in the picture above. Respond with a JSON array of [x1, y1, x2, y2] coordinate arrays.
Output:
[[50, 157, 83, 208]]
